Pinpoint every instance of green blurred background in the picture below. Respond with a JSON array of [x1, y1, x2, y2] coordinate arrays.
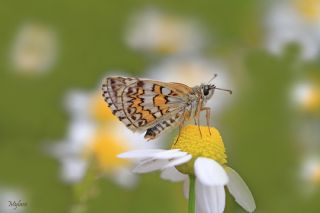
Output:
[[1, 0, 320, 212]]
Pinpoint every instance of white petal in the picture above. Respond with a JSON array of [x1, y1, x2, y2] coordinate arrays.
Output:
[[117, 149, 166, 159], [162, 154, 192, 169], [160, 167, 187, 182], [153, 149, 186, 159], [61, 158, 87, 183], [195, 203, 204, 213], [196, 178, 225, 213], [111, 168, 138, 188], [132, 159, 169, 173], [68, 120, 95, 147], [194, 157, 228, 186], [225, 167, 256, 213], [64, 91, 90, 117]]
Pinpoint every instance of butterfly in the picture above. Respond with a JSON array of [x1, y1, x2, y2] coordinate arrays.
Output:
[[102, 75, 231, 140]]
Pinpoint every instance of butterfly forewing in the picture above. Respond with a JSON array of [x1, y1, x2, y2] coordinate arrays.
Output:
[[102, 76, 194, 140]]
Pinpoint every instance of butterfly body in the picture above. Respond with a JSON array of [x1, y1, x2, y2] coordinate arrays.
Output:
[[102, 76, 230, 140]]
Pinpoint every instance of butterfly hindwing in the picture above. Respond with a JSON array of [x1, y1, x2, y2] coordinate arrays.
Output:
[[102, 77, 139, 131], [102, 77, 193, 136]]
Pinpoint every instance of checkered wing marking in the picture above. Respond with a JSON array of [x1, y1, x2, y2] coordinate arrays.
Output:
[[141, 82, 194, 140], [102, 77, 139, 131], [102, 77, 193, 136]]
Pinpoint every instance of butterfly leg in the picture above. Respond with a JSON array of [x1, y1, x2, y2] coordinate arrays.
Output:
[[194, 98, 203, 138], [201, 107, 211, 135], [174, 124, 182, 145], [198, 116, 203, 138], [193, 116, 202, 138], [174, 109, 190, 145]]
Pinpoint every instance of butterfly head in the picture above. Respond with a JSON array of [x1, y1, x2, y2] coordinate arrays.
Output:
[[200, 84, 232, 101]]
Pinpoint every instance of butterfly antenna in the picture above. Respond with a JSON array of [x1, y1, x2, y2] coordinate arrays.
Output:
[[207, 74, 218, 84], [215, 87, 232, 94]]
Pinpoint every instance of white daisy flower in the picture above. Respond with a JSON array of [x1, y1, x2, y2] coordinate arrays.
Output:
[[301, 155, 320, 185], [10, 23, 57, 74], [125, 8, 205, 55], [298, 154, 320, 195], [0, 188, 27, 213], [265, 0, 320, 60], [291, 80, 320, 113], [147, 57, 233, 114], [49, 88, 162, 188], [119, 125, 256, 213]]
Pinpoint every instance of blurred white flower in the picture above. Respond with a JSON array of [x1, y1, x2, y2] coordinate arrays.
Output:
[[126, 8, 205, 55], [0, 188, 27, 213], [119, 126, 256, 213], [49, 88, 163, 188], [148, 57, 233, 115], [301, 155, 320, 184], [299, 154, 320, 194], [265, 0, 320, 60], [291, 81, 320, 112], [10, 23, 57, 74]]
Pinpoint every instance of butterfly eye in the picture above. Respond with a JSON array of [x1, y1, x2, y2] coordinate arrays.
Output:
[[203, 86, 210, 96]]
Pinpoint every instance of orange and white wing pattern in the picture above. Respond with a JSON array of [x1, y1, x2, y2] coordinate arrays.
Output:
[[102, 77, 194, 140]]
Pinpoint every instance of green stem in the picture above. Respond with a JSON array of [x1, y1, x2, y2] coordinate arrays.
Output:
[[188, 175, 196, 213]]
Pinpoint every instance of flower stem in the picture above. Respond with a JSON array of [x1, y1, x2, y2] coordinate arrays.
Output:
[[188, 175, 195, 213]]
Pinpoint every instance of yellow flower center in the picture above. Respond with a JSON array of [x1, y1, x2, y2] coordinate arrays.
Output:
[[90, 93, 118, 122], [296, 0, 320, 22], [171, 125, 227, 175], [157, 17, 182, 53], [311, 166, 320, 184], [304, 87, 320, 113], [85, 126, 130, 171]]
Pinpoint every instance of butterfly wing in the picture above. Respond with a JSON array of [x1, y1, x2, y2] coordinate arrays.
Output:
[[102, 77, 139, 130], [102, 77, 193, 138]]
